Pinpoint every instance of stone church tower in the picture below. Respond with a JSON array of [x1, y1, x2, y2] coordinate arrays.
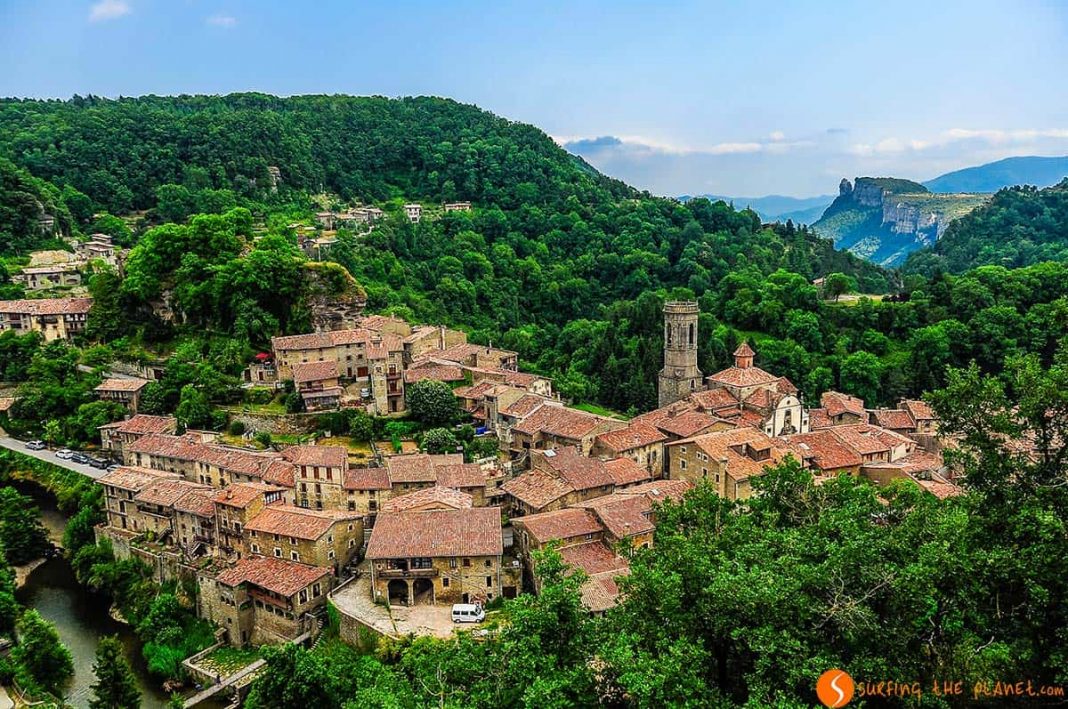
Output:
[[658, 301, 703, 407]]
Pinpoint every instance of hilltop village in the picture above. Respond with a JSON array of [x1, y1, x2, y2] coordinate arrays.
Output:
[[1, 293, 960, 650]]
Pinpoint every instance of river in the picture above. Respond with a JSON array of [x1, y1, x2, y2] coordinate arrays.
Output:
[[11, 481, 172, 708]]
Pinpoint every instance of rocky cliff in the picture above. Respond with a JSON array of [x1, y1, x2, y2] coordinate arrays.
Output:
[[812, 177, 989, 267]]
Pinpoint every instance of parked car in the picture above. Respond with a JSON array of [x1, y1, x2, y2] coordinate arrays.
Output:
[[71, 452, 90, 464], [360, 388, 371, 399], [88, 457, 109, 470], [106, 464, 120, 473], [451, 603, 486, 623], [25, 440, 46, 450], [55, 449, 74, 460]]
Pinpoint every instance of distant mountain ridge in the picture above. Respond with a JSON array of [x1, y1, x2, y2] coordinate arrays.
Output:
[[923, 155, 1068, 193]]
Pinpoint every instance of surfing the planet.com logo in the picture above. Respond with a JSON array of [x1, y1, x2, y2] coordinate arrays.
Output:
[[816, 669, 1065, 706]]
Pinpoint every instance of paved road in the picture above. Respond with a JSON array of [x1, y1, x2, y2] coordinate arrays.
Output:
[[0, 436, 110, 480]]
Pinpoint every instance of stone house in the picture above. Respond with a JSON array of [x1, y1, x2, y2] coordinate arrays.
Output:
[[591, 421, 668, 475], [0, 298, 92, 341], [510, 405, 626, 458], [404, 204, 422, 222], [200, 555, 331, 646], [342, 466, 391, 517], [99, 415, 177, 459], [383, 453, 465, 495], [244, 505, 363, 576], [779, 429, 864, 478], [98, 466, 180, 532], [130, 478, 213, 540], [434, 343, 519, 371], [666, 428, 792, 500], [367, 507, 503, 606], [282, 445, 348, 510], [13, 264, 82, 291], [173, 488, 218, 560], [213, 483, 288, 561], [901, 399, 939, 435], [817, 391, 867, 426], [291, 360, 342, 412], [95, 377, 151, 413], [501, 447, 618, 516], [442, 202, 472, 212], [867, 408, 918, 437]]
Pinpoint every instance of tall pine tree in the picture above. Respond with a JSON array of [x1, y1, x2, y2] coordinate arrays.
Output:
[[89, 635, 141, 709]]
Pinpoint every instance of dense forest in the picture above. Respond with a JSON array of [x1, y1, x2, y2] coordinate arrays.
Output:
[[904, 180, 1068, 275]]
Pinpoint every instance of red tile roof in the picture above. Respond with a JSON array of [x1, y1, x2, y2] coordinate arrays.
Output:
[[134, 479, 212, 507], [575, 493, 654, 538], [291, 360, 339, 383], [403, 363, 465, 384], [366, 507, 503, 559], [821, 391, 866, 418], [0, 297, 92, 315], [215, 556, 330, 597], [514, 405, 609, 440], [559, 541, 629, 576], [214, 483, 284, 509], [807, 408, 832, 429], [246, 505, 356, 540], [435, 463, 486, 489], [384, 453, 464, 484], [706, 366, 779, 388], [501, 468, 574, 510], [174, 489, 216, 517], [282, 445, 347, 468], [603, 458, 652, 486], [688, 388, 738, 411], [734, 343, 756, 357], [499, 394, 548, 418], [513, 507, 602, 545], [594, 421, 667, 453], [535, 447, 616, 490], [343, 467, 391, 490], [901, 399, 936, 421], [655, 410, 728, 438], [382, 486, 473, 513], [868, 409, 916, 431], [670, 428, 790, 481], [780, 430, 863, 471], [127, 435, 297, 487], [95, 377, 150, 393], [99, 466, 178, 491], [617, 479, 692, 503], [99, 414, 177, 435]]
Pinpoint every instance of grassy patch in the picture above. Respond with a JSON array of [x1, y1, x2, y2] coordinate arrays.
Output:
[[201, 646, 262, 675], [571, 402, 631, 420]]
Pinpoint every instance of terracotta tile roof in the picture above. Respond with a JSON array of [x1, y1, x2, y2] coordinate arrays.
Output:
[[780, 430, 863, 471], [595, 421, 667, 453], [513, 507, 602, 545], [894, 450, 944, 476], [384, 453, 464, 484], [403, 363, 465, 384], [655, 410, 728, 438], [616, 479, 693, 503], [215, 556, 330, 597], [173, 488, 216, 517], [453, 380, 497, 401], [868, 409, 916, 431], [343, 467, 391, 491], [901, 399, 936, 421], [0, 297, 92, 315], [914, 478, 963, 499], [282, 445, 347, 468], [246, 505, 356, 540], [734, 343, 756, 357], [214, 482, 285, 509], [366, 507, 502, 559], [499, 394, 548, 418], [575, 494, 654, 538], [382, 486, 473, 513], [99, 466, 177, 491], [99, 414, 176, 435], [688, 388, 738, 411], [134, 479, 212, 508], [821, 391, 866, 418], [0, 397, 17, 412], [743, 387, 783, 410], [603, 458, 652, 486], [513, 405, 608, 440], [94, 377, 149, 393], [706, 366, 779, 388], [559, 541, 629, 576], [291, 360, 339, 383], [502, 469, 575, 510], [829, 424, 897, 456], [535, 447, 616, 490], [807, 408, 832, 429], [776, 377, 799, 395], [127, 435, 296, 487], [435, 343, 517, 364], [435, 463, 486, 489], [360, 314, 409, 332]]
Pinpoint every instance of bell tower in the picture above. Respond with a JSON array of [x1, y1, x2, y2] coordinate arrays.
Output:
[[658, 301, 703, 407]]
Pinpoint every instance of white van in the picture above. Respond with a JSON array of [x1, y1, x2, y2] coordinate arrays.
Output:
[[451, 603, 485, 623]]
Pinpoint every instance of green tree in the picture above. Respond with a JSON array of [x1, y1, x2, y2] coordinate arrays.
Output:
[[176, 385, 213, 430], [822, 272, 855, 302], [89, 635, 141, 709], [12, 609, 74, 695], [839, 350, 884, 405], [0, 487, 50, 565], [0, 545, 20, 637], [405, 379, 460, 427], [420, 427, 458, 454]]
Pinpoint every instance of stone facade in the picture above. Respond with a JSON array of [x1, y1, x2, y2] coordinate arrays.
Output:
[[658, 301, 703, 407]]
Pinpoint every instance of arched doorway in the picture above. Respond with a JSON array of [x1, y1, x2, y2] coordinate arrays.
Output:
[[412, 578, 434, 605], [387, 579, 409, 606]]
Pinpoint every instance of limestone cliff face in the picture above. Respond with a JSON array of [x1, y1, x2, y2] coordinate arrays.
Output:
[[816, 178, 989, 266]]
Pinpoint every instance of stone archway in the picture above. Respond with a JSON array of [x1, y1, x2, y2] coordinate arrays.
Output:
[[387, 579, 410, 606], [412, 578, 434, 605]]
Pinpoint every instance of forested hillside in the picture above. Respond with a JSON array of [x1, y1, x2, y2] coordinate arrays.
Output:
[[903, 180, 1068, 275]]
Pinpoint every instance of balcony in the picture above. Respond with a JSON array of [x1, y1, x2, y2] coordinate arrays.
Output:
[[377, 566, 438, 579]]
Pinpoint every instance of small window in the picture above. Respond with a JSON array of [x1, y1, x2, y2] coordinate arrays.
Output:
[[291, 551, 300, 561], [463, 558, 471, 567], [251, 543, 260, 553], [486, 576, 492, 587], [449, 558, 457, 569], [274, 547, 281, 558], [442, 577, 450, 587]]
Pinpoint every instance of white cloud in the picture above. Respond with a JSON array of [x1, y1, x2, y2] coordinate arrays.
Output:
[[89, 0, 130, 22], [207, 14, 237, 27], [769, 130, 786, 141]]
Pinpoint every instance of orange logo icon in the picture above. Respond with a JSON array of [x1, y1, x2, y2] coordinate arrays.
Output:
[[817, 669, 855, 708]]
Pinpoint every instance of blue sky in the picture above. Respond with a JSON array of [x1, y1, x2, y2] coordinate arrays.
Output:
[[1, 0, 1066, 196]]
